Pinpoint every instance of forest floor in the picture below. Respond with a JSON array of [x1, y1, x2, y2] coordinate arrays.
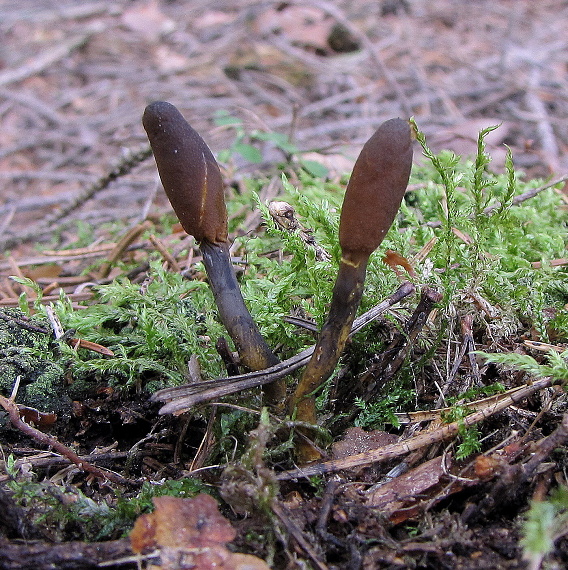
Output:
[[0, 1, 568, 569]]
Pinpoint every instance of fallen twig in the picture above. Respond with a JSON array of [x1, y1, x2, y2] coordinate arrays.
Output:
[[0, 537, 132, 570], [152, 281, 416, 414], [0, 291, 93, 308], [278, 376, 556, 480], [3, 450, 129, 474], [0, 310, 48, 334], [0, 395, 137, 487], [96, 221, 152, 279], [148, 233, 181, 273], [334, 286, 441, 425], [366, 287, 441, 385], [484, 174, 568, 215], [522, 412, 568, 480], [462, 411, 568, 526]]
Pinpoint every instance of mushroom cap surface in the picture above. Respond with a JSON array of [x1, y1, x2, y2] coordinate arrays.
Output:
[[339, 118, 413, 260], [143, 101, 227, 244]]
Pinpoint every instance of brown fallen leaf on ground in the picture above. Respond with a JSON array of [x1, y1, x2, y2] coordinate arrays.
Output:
[[16, 404, 57, 427], [130, 494, 270, 570], [365, 455, 449, 525]]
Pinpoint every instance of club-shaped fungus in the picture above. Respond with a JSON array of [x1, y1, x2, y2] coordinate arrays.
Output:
[[289, 118, 413, 461], [143, 102, 284, 405]]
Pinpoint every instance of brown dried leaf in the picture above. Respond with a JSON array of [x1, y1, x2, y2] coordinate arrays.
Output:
[[130, 508, 156, 554], [17, 405, 57, 427], [131, 494, 235, 552], [130, 494, 270, 570], [223, 553, 272, 570], [25, 265, 62, 280], [365, 456, 449, 524], [383, 249, 417, 278], [69, 338, 114, 356]]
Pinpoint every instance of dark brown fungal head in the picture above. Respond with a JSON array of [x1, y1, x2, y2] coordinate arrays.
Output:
[[339, 118, 413, 263], [143, 101, 227, 244]]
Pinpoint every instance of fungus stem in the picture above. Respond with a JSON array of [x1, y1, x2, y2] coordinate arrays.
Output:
[[200, 241, 280, 374], [291, 258, 368, 426]]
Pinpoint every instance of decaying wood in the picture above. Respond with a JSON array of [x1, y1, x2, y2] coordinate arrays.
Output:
[[0, 538, 132, 570]]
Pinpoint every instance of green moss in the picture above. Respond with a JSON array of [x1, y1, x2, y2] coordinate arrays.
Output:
[[54, 262, 228, 389], [17, 122, 568, 433], [0, 308, 68, 416]]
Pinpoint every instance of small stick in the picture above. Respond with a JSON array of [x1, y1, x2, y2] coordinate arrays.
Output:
[[0, 394, 135, 486], [96, 221, 153, 279], [522, 412, 568, 480], [44, 146, 153, 228], [427, 175, 568, 228], [379, 286, 442, 380], [148, 234, 181, 273], [486, 174, 568, 214], [10, 450, 128, 471], [315, 477, 342, 543], [279, 376, 557, 480], [272, 500, 329, 570], [0, 311, 48, 334], [0, 291, 93, 308]]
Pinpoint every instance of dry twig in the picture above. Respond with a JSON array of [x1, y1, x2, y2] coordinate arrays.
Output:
[[0, 394, 136, 487], [279, 376, 557, 480]]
